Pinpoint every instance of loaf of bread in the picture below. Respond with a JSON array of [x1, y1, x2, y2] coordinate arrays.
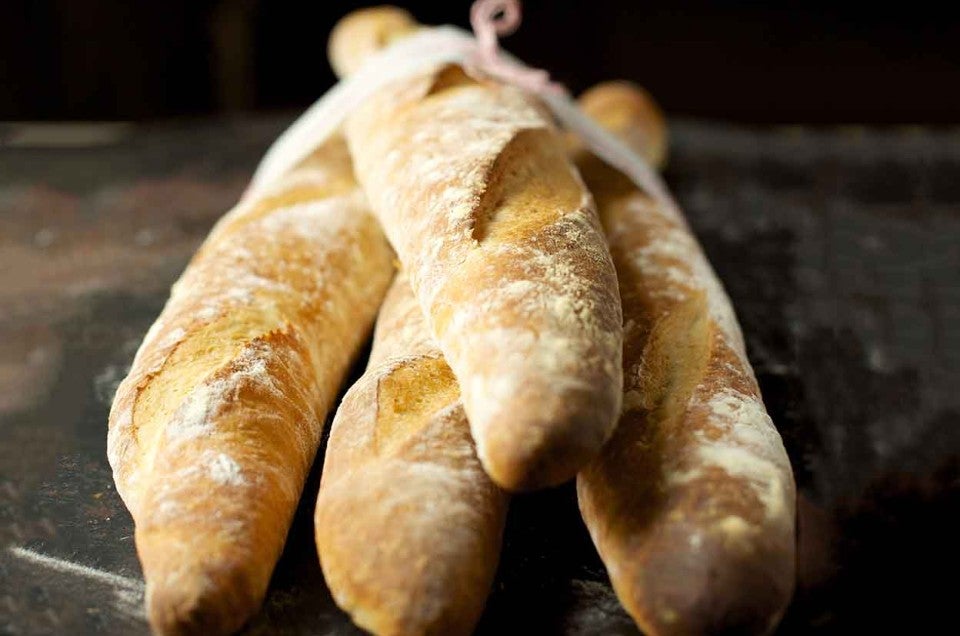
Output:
[[572, 83, 797, 635], [335, 10, 623, 491], [315, 273, 508, 636], [107, 136, 394, 635], [314, 12, 508, 634]]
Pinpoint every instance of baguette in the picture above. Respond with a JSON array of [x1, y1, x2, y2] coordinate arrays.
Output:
[[572, 83, 797, 635], [315, 12, 507, 634], [107, 136, 394, 635], [337, 13, 623, 491], [315, 273, 508, 636]]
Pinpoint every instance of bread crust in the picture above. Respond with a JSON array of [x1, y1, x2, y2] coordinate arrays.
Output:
[[107, 137, 394, 635], [315, 274, 508, 636], [344, 65, 623, 491], [320, 23, 513, 632], [327, 6, 417, 79], [573, 83, 797, 635]]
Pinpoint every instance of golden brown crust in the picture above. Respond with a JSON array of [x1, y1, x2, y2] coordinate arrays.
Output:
[[344, 64, 623, 491], [107, 137, 394, 635], [573, 85, 796, 635], [316, 275, 507, 636], [314, 18, 507, 634], [576, 81, 668, 170], [327, 5, 417, 79]]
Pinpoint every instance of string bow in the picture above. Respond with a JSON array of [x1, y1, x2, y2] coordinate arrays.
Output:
[[251, 0, 679, 218], [468, 0, 565, 96]]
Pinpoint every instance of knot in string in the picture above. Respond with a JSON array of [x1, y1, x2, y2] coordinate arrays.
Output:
[[468, 0, 565, 96]]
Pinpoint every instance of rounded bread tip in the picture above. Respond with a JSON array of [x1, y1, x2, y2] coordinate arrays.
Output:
[[145, 564, 259, 636], [577, 80, 669, 169], [625, 529, 794, 636], [328, 6, 418, 78], [479, 413, 610, 492]]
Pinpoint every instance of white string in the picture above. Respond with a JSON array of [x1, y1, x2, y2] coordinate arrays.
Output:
[[247, 25, 679, 218], [541, 91, 681, 215], [249, 27, 473, 196]]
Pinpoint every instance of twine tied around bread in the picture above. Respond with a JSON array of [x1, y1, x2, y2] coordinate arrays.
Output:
[[464, 0, 679, 216], [250, 0, 680, 217], [467, 0, 564, 96]]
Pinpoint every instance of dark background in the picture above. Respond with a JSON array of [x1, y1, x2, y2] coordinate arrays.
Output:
[[2, 1, 960, 634], [2, 0, 960, 123]]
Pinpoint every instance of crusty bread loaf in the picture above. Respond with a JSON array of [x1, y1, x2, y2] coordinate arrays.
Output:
[[314, 13, 507, 634], [315, 273, 508, 636], [572, 83, 796, 635], [107, 136, 394, 635], [339, 27, 624, 490]]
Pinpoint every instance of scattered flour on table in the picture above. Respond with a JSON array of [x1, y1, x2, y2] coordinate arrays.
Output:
[[7, 545, 145, 620], [93, 364, 129, 407]]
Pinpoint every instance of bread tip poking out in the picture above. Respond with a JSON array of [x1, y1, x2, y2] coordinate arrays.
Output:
[[145, 561, 260, 636], [578, 80, 669, 169], [478, 409, 614, 492], [328, 6, 418, 78]]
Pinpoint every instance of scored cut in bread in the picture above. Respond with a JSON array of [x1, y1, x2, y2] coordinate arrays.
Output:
[[107, 137, 394, 635], [315, 274, 508, 636], [336, 9, 624, 491], [316, 12, 508, 635], [572, 82, 797, 636]]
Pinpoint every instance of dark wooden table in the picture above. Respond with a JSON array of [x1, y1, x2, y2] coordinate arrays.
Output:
[[1, 117, 957, 634]]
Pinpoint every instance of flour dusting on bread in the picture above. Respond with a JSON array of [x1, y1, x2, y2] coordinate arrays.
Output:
[[107, 133, 394, 634], [346, 70, 623, 488]]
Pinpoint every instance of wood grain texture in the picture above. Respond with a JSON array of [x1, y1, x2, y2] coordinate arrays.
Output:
[[573, 83, 796, 635], [106, 137, 394, 635]]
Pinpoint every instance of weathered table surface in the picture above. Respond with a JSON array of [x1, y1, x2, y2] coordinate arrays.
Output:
[[1, 117, 958, 634]]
